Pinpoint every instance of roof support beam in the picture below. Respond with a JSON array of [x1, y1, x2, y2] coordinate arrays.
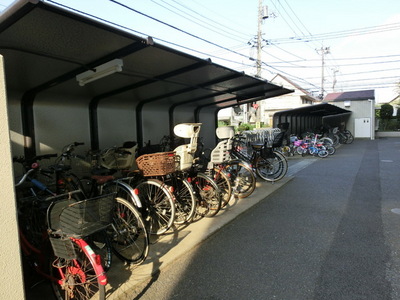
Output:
[[18, 41, 149, 158]]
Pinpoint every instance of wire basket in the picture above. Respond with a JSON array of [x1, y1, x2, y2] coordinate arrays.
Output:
[[136, 151, 176, 176], [49, 236, 77, 260], [47, 193, 115, 237]]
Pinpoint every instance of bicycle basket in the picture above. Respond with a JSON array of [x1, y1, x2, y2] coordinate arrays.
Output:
[[49, 236, 77, 259], [271, 132, 285, 148], [48, 193, 115, 237], [261, 146, 275, 158], [136, 151, 176, 176]]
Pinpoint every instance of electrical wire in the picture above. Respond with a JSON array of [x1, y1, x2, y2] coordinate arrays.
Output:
[[150, 0, 249, 43]]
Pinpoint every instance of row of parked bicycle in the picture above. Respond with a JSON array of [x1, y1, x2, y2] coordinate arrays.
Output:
[[14, 123, 292, 300], [272, 127, 354, 158]]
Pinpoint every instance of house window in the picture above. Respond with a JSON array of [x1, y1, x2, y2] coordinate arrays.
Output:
[[302, 99, 312, 105]]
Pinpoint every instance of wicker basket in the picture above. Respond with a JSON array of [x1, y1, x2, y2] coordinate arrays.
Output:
[[136, 151, 176, 176]]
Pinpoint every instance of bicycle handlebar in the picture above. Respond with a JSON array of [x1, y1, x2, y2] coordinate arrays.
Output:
[[15, 168, 36, 187]]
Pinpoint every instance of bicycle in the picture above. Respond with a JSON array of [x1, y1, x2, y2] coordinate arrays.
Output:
[[135, 151, 197, 225], [54, 142, 150, 265], [14, 158, 111, 300], [81, 142, 177, 237], [197, 126, 256, 200], [173, 123, 222, 219], [231, 132, 288, 182]]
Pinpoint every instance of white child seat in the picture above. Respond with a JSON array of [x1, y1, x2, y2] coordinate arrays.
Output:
[[173, 123, 202, 171], [209, 126, 234, 165]]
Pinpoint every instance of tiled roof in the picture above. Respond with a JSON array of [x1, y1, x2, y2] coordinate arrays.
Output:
[[324, 90, 375, 102]]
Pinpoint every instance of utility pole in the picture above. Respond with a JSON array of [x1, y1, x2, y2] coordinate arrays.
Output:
[[256, 0, 264, 77], [252, 0, 268, 126], [316, 46, 330, 99], [332, 68, 339, 92]]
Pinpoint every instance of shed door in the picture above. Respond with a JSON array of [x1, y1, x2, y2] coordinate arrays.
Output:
[[354, 118, 370, 138]]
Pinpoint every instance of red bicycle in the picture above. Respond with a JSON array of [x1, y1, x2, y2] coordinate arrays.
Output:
[[15, 157, 112, 300]]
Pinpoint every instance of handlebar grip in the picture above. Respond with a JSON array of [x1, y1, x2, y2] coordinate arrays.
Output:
[[74, 142, 85, 146], [30, 178, 48, 191]]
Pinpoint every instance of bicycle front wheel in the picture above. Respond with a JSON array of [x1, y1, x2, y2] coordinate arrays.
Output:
[[212, 167, 232, 208], [50, 240, 106, 300], [255, 151, 288, 182], [172, 176, 197, 225], [225, 161, 256, 199], [109, 197, 149, 265], [192, 172, 221, 218], [135, 179, 176, 235]]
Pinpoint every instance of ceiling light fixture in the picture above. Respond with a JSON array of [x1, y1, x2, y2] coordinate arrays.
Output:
[[76, 58, 123, 86]]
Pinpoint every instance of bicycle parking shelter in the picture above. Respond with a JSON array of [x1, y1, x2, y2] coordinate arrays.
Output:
[[273, 103, 352, 136], [0, 0, 292, 161], [0, 2, 293, 298]]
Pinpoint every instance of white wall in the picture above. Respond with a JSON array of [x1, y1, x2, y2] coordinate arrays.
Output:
[[0, 55, 25, 299], [330, 100, 375, 139]]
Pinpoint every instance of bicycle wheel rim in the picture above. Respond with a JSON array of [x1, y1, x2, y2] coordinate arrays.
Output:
[[193, 173, 221, 218], [255, 155, 286, 182], [213, 168, 232, 208], [173, 177, 197, 225], [135, 180, 175, 235], [50, 241, 105, 300], [109, 197, 149, 265], [227, 162, 256, 198]]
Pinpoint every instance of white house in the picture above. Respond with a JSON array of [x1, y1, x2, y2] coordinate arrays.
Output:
[[324, 90, 375, 139], [218, 73, 320, 126]]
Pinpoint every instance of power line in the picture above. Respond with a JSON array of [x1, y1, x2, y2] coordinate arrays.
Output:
[[109, 0, 254, 63], [269, 22, 400, 44], [150, 0, 249, 43]]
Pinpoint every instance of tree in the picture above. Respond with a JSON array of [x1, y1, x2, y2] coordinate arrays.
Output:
[[380, 103, 394, 130]]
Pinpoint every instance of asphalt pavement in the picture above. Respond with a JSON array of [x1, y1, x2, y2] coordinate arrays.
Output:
[[26, 138, 400, 300], [105, 137, 400, 300]]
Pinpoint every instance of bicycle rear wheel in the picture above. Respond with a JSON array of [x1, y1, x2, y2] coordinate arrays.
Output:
[[50, 239, 105, 300]]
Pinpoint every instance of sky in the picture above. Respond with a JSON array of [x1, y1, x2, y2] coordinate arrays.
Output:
[[1, 0, 400, 102]]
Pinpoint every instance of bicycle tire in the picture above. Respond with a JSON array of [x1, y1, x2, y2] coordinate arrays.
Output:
[[326, 145, 336, 155], [192, 172, 221, 218], [296, 146, 306, 156], [225, 161, 256, 199], [212, 167, 232, 208], [135, 179, 176, 235], [86, 230, 112, 271], [101, 181, 149, 264], [50, 239, 106, 300], [172, 176, 197, 225], [344, 130, 354, 144], [108, 197, 149, 265], [317, 149, 329, 158], [255, 151, 288, 182]]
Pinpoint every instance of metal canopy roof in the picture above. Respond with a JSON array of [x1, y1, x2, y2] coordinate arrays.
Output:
[[274, 103, 351, 118], [0, 0, 292, 154], [273, 103, 352, 135]]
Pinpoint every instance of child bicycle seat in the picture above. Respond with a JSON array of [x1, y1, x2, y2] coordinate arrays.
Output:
[[173, 123, 202, 171]]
